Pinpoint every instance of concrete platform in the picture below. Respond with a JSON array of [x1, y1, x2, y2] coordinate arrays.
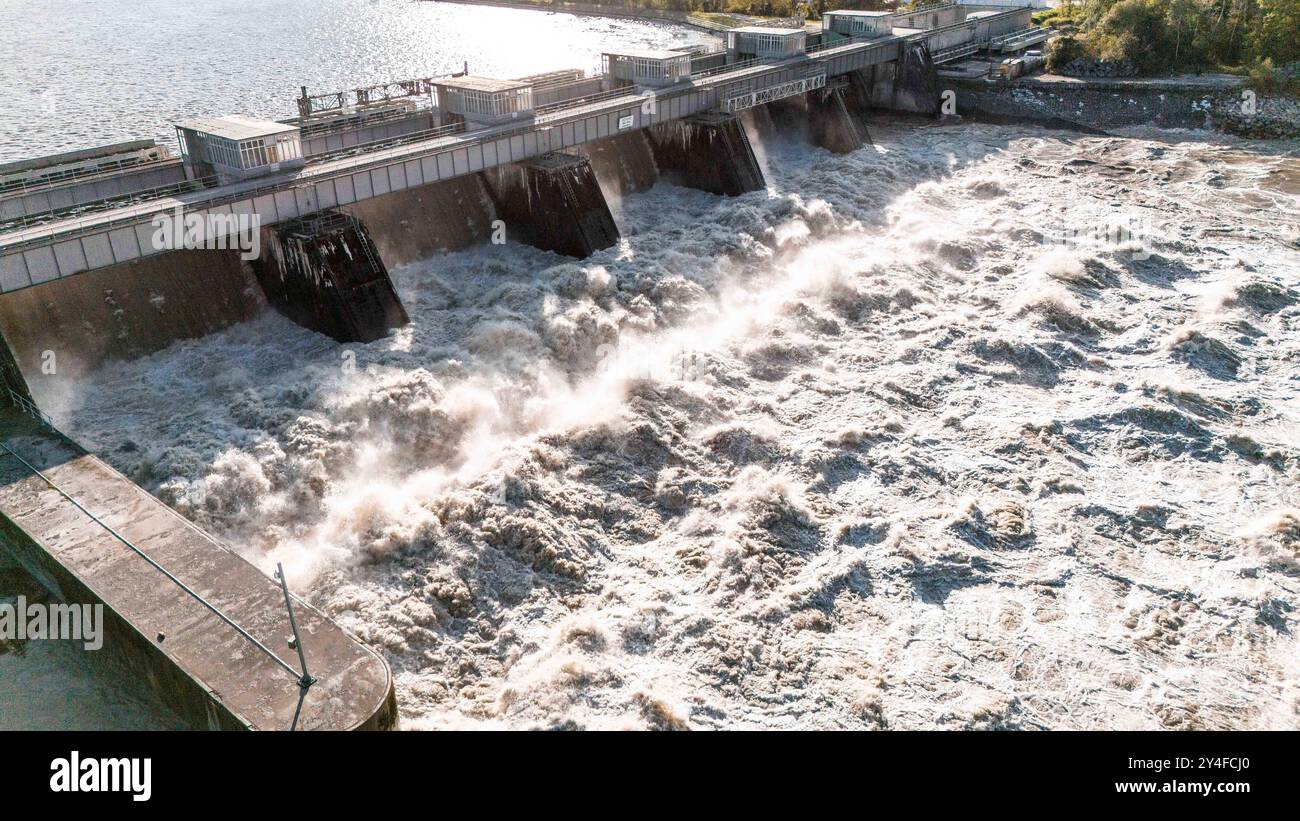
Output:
[[0, 409, 397, 730]]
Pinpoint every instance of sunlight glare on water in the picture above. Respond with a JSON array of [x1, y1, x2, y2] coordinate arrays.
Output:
[[0, 0, 712, 162]]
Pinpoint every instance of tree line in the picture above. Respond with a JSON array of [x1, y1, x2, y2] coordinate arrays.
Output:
[[1042, 0, 1299, 78]]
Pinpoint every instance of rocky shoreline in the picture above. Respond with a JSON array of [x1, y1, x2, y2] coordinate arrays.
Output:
[[1210, 95, 1300, 140], [943, 71, 1300, 140]]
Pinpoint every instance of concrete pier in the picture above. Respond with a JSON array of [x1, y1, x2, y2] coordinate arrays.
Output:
[[0, 409, 397, 730], [483, 153, 620, 258], [808, 83, 873, 153], [253, 211, 409, 343], [647, 113, 766, 197], [853, 41, 942, 116], [340, 175, 497, 268]]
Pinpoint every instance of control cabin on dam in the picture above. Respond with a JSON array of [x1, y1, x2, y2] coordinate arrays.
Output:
[[726, 27, 808, 60], [602, 48, 693, 89], [818, 3, 1041, 53], [431, 75, 535, 127], [820, 10, 894, 40], [176, 115, 306, 184]]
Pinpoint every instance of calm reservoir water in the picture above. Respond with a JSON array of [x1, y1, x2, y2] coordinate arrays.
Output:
[[0, 0, 711, 163]]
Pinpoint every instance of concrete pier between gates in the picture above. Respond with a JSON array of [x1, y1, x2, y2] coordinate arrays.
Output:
[[483, 153, 620, 258], [252, 211, 409, 343], [647, 113, 766, 197]]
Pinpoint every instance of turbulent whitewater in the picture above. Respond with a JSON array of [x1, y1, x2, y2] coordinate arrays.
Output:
[[44, 122, 1300, 730]]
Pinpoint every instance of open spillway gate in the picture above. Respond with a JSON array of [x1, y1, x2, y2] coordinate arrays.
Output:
[[0, 35, 918, 285]]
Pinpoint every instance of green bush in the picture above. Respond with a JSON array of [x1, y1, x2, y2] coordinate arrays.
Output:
[[1248, 58, 1278, 90], [1034, 2, 1086, 33], [1045, 35, 1090, 73], [1086, 0, 1172, 74], [1247, 58, 1300, 96], [1254, 0, 1300, 66]]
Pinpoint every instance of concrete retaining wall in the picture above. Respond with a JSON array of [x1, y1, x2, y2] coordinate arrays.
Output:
[[0, 498, 250, 730], [0, 248, 262, 384], [975, 8, 1032, 39], [946, 76, 1232, 131], [1, 162, 187, 222], [0, 409, 399, 731]]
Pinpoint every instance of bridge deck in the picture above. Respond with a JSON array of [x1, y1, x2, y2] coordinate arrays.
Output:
[[0, 34, 906, 289], [3, 8, 1033, 280]]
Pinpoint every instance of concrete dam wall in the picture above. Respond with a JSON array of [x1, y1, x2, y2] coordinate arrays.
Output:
[[571, 129, 660, 199], [0, 43, 943, 398], [0, 249, 262, 387], [339, 173, 499, 267]]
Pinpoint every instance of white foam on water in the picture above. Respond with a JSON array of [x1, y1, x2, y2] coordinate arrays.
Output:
[[48, 123, 1300, 730]]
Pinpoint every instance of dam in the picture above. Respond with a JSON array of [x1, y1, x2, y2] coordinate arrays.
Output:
[[0, 2, 1043, 729]]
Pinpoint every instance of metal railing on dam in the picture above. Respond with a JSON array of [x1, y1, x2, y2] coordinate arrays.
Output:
[[1, 175, 221, 232], [0, 397, 398, 730], [1, 390, 315, 699], [0, 34, 909, 290]]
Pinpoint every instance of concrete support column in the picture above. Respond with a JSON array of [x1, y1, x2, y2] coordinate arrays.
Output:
[[252, 211, 409, 344], [646, 113, 766, 197], [760, 81, 872, 154], [808, 83, 873, 154], [852, 42, 942, 116], [483, 153, 620, 259]]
